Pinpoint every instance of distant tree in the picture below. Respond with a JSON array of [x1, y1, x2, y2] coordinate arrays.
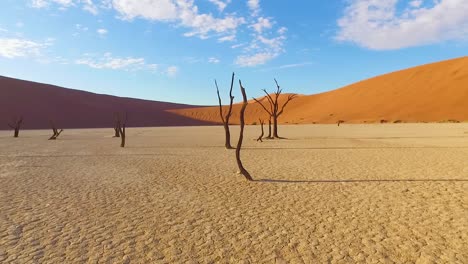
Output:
[[113, 113, 121, 138], [236, 80, 253, 181], [8, 116, 23, 138], [253, 79, 297, 139], [215, 73, 235, 149], [337, 120, 344, 126], [257, 119, 264, 142], [113, 112, 127, 147], [48, 120, 63, 140]]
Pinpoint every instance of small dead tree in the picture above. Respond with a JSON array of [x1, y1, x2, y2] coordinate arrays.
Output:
[[49, 121, 63, 140], [257, 119, 264, 142], [253, 79, 297, 139], [113, 113, 121, 138], [8, 117, 23, 138], [117, 112, 127, 148], [216, 73, 235, 149], [337, 120, 344, 126], [236, 80, 253, 181]]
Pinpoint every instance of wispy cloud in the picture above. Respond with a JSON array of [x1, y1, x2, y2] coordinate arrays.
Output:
[[208, 57, 220, 64], [111, 0, 245, 39], [260, 62, 314, 72], [75, 52, 178, 77], [97, 28, 108, 36], [165, 66, 178, 77], [208, 0, 231, 12], [0, 38, 51, 59], [336, 0, 468, 50]]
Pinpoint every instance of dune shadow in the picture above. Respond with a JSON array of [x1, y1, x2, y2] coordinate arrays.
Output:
[[256, 178, 468, 184]]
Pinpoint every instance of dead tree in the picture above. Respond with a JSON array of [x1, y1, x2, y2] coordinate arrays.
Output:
[[267, 117, 272, 139], [117, 112, 127, 148], [113, 113, 121, 138], [236, 80, 253, 181], [49, 121, 63, 140], [257, 119, 264, 142], [8, 117, 23, 138], [253, 79, 297, 139], [215, 73, 235, 149], [337, 120, 344, 126]]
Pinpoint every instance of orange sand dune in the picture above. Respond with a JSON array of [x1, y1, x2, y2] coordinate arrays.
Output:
[[172, 56, 468, 124]]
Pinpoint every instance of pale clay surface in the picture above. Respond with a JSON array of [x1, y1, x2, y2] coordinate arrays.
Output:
[[0, 124, 467, 263]]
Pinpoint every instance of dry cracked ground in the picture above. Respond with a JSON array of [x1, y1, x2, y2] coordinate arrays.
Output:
[[0, 124, 467, 263]]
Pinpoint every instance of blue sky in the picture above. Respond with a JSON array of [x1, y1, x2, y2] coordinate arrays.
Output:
[[0, 0, 467, 105]]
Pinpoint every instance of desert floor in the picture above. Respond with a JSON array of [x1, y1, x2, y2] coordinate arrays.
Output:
[[0, 124, 467, 263]]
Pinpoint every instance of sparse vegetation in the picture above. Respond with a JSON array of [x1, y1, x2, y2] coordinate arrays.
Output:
[[48, 120, 63, 140], [216, 73, 235, 149], [253, 79, 297, 139], [8, 116, 23, 138], [114, 112, 127, 147]]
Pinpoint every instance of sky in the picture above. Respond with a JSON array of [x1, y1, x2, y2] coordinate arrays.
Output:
[[0, 0, 467, 105]]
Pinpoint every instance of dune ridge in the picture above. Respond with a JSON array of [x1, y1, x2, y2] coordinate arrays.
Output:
[[172, 56, 468, 124]]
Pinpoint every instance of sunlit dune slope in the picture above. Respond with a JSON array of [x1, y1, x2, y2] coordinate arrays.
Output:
[[172, 56, 468, 124]]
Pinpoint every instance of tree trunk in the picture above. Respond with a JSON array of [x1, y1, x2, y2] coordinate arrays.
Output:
[[236, 81, 253, 181], [224, 123, 233, 149], [257, 120, 264, 142], [267, 118, 272, 138], [120, 125, 126, 148], [14, 128, 19, 138], [114, 127, 120, 137], [273, 115, 279, 138]]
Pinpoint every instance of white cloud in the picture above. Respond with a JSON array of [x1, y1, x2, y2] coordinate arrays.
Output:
[[235, 52, 275, 67], [166, 65, 178, 77], [208, 57, 220, 63], [97, 28, 108, 35], [82, 0, 98, 14], [111, 0, 245, 39], [250, 17, 272, 33], [75, 52, 177, 76], [247, 0, 260, 16], [218, 34, 235, 42], [260, 62, 313, 72], [336, 0, 468, 50], [31, 0, 98, 14], [208, 0, 231, 12], [75, 53, 148, 71], [0, 38, 49, 58]]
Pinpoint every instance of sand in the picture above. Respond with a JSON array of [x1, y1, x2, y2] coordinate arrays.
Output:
[[173, 56, 468, 124], [0, 124, 467, 263]]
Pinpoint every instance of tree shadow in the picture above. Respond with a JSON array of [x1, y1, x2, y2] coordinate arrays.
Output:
[[245, 146, 468, 150], [256, 178, 468, 184]]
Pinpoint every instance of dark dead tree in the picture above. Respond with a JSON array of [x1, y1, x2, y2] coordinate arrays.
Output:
[[267, 117, 272, 138], [48, 120, 63, 140], [113, 113, 121, 138], [8, 116, 23, 138], [236, 80, 253, 181], [257, 119, 264, 142], [337, 120, 344, 126], [117, 112, 127, 147], [215, 72, 235, 149], [253, 79, 297, 139]]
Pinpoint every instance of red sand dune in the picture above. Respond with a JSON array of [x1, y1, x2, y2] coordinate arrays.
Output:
[[0, 76, 214, 130], [172, 56, 468, 124]]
